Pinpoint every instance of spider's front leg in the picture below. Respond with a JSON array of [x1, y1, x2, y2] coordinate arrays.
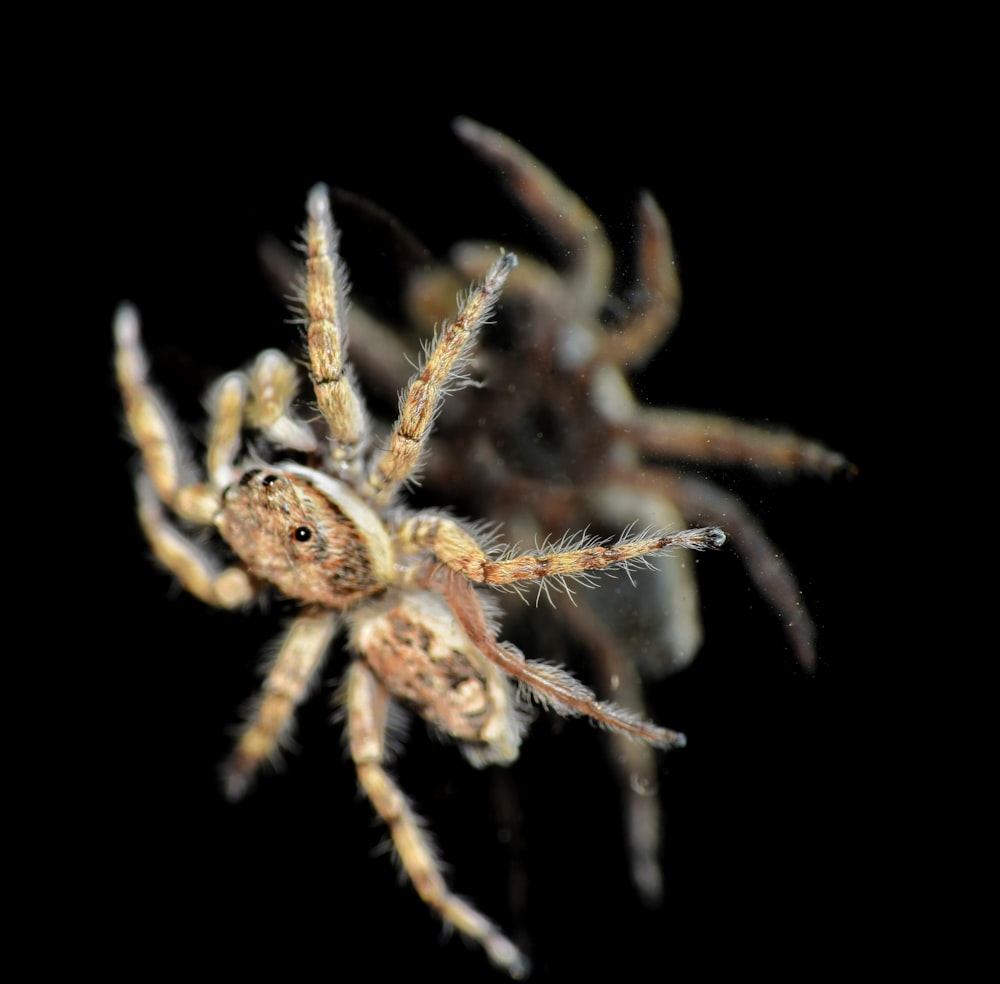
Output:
[[453, 116, 612, 315], [344, 659, 530, 979], [114, 304, 254, 608]]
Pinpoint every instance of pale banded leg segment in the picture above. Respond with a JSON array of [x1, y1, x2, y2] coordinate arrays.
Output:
[[345, 660, 530, 978], [116, 304, 255, 607], [134, 475, 253, 608], [305, 184, 370, 478], [364, 251, 517, 507], [244, 349, 319, 454], [115, 302, 247, 512], [205, 371, 248, 492], [260, 229, 424, 406], [224, 609, 339, 801], [398, 512, 725, 590], [115, 303, 218, 523]]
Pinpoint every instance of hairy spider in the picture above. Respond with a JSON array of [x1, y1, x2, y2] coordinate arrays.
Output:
[[260, 119, 855, 905], [115, 183, 726, 977]]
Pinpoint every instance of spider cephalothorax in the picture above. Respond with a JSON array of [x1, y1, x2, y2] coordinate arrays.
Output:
[[217, 468, 388, 607], [116, 182, 725, 977]]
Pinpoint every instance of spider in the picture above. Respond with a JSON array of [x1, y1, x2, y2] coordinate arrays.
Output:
[[259, 119, 855, 905], [114, 183, 726, 977]]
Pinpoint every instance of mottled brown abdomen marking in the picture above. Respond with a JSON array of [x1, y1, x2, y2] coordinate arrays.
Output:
[[352, 593, 499, 744]]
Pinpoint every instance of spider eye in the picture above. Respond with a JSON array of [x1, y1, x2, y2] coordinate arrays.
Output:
[[262, 474, 279, 486], [293, 526, 312, 542]]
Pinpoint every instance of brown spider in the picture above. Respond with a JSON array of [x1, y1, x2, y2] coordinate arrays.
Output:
[[115, 183, 726, 977], [261, 119, 855, 905]]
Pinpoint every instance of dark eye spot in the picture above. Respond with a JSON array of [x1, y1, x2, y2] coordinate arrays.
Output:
[[262, 474, 279, 486], [294, 526, 312, 542]]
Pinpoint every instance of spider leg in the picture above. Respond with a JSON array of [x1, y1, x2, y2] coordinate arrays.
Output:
[[115, 303, 224, 524], [363, 250, 517, 507], [261, 226, 425, 410], [133, 474, 254, 608], [345, 659, 530, 978], [572, 481, 708, 903], [445, 242, 569, 313], [454, 116, 612, 316], [451, 122, 681, 374], [555, 597, 666, 905], [635, 467, 820, 671], [244, 349, 319, 454], [115, 304, 255, 607], [223, 609, 339, 800], [421, 566, 688, 750], [203, 370, 248, 491], [597, 190, 682, 370], [584, 481, 704, 674], [625, 405, 855, 477], [304, 184, 371, 479], [415, 447, 699, 899], [397, 511, 724, 591], [420, 443, 705, 671], [405, 248, 570, 429]]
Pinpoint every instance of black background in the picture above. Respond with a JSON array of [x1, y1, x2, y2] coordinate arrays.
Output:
[[84, 87, 883, 981]]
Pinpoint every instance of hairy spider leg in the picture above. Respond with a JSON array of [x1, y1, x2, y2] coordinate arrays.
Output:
[[346, 659, 531, 978], [304, 184, 370, 480], [224, 609, 339, 800], [363, 249, 517, 507], [114, 304, 255, 608]]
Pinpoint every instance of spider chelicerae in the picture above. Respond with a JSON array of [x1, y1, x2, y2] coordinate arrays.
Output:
[[115, 183, 726, 977]]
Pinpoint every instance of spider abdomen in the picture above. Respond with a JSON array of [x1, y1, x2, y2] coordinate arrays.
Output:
[[351, 591, 525, 765]]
